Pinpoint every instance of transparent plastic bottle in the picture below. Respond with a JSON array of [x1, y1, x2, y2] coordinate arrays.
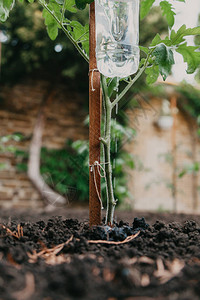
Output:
[[95, 0, 140, 78]]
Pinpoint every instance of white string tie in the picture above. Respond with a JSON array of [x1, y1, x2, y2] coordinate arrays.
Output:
[[89, 69, 99, 92], [89, 160, 107, 210]]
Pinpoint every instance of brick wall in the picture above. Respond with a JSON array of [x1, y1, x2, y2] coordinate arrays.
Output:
[[0, 79, 88, 208]]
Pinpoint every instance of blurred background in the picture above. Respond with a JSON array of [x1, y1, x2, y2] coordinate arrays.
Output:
[[0, 0, 200, 214]]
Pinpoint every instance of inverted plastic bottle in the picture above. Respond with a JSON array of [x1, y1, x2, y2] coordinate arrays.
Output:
[[95, 0, 140, 78]]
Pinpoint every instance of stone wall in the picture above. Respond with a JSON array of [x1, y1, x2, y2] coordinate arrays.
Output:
[[0, 79, 88, 208]]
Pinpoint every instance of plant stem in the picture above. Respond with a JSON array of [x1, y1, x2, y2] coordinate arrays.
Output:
[[61, 0, 67, 23], [111, 65, 146, 109], [100, 55, 152, 224], [111, 50, 154, 109], [101, 75, 116, 225]]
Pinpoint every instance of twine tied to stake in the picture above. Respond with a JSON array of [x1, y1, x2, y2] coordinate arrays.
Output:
[[89, 160, 107, 209], [89, 69, 99, 92]]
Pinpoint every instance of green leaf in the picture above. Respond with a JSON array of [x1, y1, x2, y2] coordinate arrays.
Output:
[[139, 46, 149, 55], [140, 0, 155, 20], [0, 0, 15, 22], [27, 0, 34, 3], [170, 24, 187, 44], [178, 170, 186, 178], [145, 65, 159, 84], [170, 25, 200, 46], [184, 26, 200, 36], [43, 8, 55, 25], [47, 23, 58, 40], [81, 24, 89, 55], [65, 0, 77, 13], [153, 43, 175, 80], [160, 1, 175, 28], [48, 1, 62, 19], [176, 44, 200, 74], [70, 20, 84, 40], [43, 9, 59, 40], [150, 33, 162, 47], [3, 0, 14, 8], [153, 44, 174, 65], [0, 6, 8, 22], [139, 58, 146, 67]]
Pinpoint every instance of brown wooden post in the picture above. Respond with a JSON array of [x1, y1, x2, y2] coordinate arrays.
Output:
[[171, 95, 177, 212], [89, 2, 102, 226]]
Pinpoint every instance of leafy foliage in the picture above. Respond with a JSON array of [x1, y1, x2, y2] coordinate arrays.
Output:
[[178, 162, 199, 178], [139, 0, 200, 84], [176, 44, 200, 74], [0, 0, 15, 22], [140, 0, 156, 20], [0, 133, 24, 153], [0, 0, 89, 63], [16, 142, 89, 201], [0, 1, 89, 86], [153, 43, 175, 80], [0, 133, 24, 170], [159, 1, 175, 29], [145, 65, 159, 85], [1, 0, 199, 86], [140, 0, 185, 28], [144, 25, 200, 84], [15, 119, 135, 204]]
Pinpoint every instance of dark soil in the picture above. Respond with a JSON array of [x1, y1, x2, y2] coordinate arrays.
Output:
[[0, 208, 199, 300]]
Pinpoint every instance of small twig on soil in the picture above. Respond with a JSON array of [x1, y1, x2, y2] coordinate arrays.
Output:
[[28, 235, 73, 264], [17, 224, 23, 238], [88, 231, 140, 245], [0, 224, 23, 239]]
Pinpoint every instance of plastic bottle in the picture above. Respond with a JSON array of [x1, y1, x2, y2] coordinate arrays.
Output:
[[95, 0, 140, 78]]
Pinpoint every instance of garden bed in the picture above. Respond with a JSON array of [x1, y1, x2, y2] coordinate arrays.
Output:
[[0, 208, 199, 300]]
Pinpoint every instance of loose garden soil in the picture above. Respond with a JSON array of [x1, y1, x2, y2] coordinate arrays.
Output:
[[0, 207, 199, 300]]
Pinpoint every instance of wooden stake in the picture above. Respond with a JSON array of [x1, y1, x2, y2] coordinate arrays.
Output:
[[89, 2, 102, 226]]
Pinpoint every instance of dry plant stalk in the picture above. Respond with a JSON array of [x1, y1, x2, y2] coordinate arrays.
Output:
[[26, 232, 140, 265], [0, 224, 23, 239], [28, 235, 73, 264], [88, 231, 140, 245]]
